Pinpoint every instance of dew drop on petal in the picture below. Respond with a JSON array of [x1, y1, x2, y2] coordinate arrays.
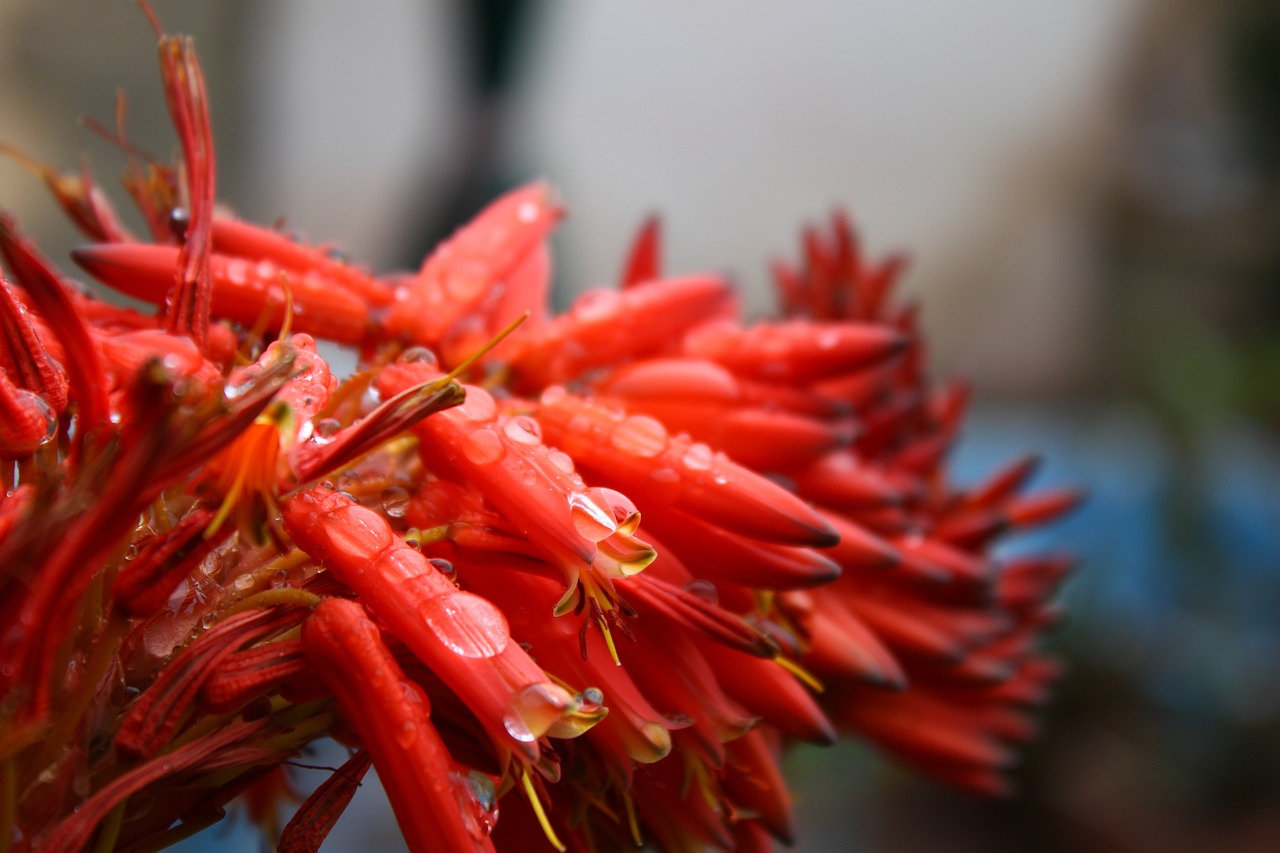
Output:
[[399, 346, 437, 365], [503, 682, 575, 742], [451, 770, 499, 840], [270, 568, 289, 588], [428, 557, 457, 583], [462, 428, 505, 465], [381, 485, 410, 518], [16, 391, 56, 446], [539, 385, 567, 406], [395, 720, 418, 748], [419, 592, 509, 658], [648, 466, 681, 500], [568, 490, 617, 542], [314, 418, 342, 439], [683, 579, 719, 605], [547, 450, 575, 474], [611, 414, 667, 457], [682, 442, 714, 470], [232, 574, 255, 592], [459, 386, 497, 421], [501, 415, 542, 446]]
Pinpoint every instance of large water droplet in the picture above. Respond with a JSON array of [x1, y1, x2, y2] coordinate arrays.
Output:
[[418, 592, 509, 658], [682, 442, 713, 471], [399, 346, 437, 366], [503, 682, 576, 742], [462, 428, 504, 465], [539, 385, 567, 406], [451, 770, 499, 840], [568, 490, 617, 542], [458, 386, 496, 421], [15, 391, 57, 446], [611, 414, 667, 457], [501, 415, 542, 446], [547, 450, 575, 474], [381, 485, 410, 518]]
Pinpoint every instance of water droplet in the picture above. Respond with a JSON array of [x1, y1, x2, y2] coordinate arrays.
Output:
[[501, 415, 542, 446], [233, 574, 255, 592], [395, 720, 418, 748], [11, 390, 57, 449], [547, 450, 574, 474], [568, 490, 617, 542], [418, 592, 509, 657], [521, 468, 537, 486], [200, 612, 218, 630], [539, 385, 567, 406], [314, 418, 342, 439], [270, 568, 290, 588], [451, 770, 499, 840], [648, 466, 681, 500], [611, 414, 667, 457], [682, 442, 713, 470], [381, 485, 410, 518], [683, 580, 719, 605], [462, 428, 504, 465], [568, 414, 591, 434], [503, 682, 575, 742], [399, 346, 437, 366], [225, 257, 249, 286], [458, 387, 497, 422], [427, 557, 457, 583], [580, 686, 604, 708]]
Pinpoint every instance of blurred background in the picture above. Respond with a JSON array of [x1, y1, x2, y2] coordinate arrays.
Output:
[[2, 0, 1278, 850]]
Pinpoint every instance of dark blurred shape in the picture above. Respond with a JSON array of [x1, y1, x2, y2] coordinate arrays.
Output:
[[395, 0, 537, 269]]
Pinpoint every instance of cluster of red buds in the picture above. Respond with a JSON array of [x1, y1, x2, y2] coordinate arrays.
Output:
[[0, 21, 1077, 853]]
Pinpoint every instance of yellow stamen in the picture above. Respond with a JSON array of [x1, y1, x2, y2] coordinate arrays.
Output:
[[775, 655, 824, 692], [520, 769, 566, 852], [622, 791, 643, 847]]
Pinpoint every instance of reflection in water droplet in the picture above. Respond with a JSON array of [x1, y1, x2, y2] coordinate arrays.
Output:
[[419, 592, 509, 658], [568, 490, 617, 542], [611, 414, 667, 457], [427, 557, 457, 583], [451, 770, 499, 840], [462, 428, 504, 465], [381, 485, 410, 518]]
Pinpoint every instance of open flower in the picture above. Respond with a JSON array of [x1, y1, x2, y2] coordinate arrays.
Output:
[[0, 17, 1075, 853]]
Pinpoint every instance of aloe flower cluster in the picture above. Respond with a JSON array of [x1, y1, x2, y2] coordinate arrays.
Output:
[[0, 25, 1076, 853]]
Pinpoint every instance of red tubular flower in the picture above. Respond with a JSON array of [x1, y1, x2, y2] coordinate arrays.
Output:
[[0, 17, 1076, 853]]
